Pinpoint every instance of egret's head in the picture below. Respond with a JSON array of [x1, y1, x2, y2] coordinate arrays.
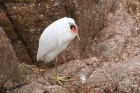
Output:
[[66, 18, 80, 40]]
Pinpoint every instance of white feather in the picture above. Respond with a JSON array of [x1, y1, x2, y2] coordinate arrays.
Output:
[[37, 17, 76, 63]]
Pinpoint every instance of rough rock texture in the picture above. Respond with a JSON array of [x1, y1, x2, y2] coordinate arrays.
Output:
[[2, 0, 115, 66], [0, 27, 25, 92], [5, 59, 93, 93], [122, 36, 140, 60], [76, 0, 115, 59], [4, 1, 70, 65], [9, 83, 70, 93], [93, 35, 126, 62], [0, 6, 32, 64], [1, 0, 140, 93], [44, 60, 91, 92], [7, 55, 140, 93], [79, 55, 140, 93], [0, 0, 41, 3], [9, 83, 49, 93], [90, 1, 138, 63]]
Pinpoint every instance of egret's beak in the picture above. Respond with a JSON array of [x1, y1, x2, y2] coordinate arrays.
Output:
[[71, 23, 80, 41], [76, 32, 80, 41]]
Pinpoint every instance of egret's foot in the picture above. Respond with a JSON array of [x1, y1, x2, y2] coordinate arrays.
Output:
[[50, 75, 71, 85]]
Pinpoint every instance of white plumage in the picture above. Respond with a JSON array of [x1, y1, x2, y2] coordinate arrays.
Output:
[[37, 17, 79, 63]]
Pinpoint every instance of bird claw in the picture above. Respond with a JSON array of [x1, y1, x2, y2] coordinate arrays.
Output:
[[50, 75, 71, 85]]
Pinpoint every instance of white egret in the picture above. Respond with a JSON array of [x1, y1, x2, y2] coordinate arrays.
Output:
[[37, 17, 80, 85]]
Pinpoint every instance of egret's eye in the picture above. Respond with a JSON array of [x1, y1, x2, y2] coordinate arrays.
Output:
[[70, 25, 76, 30]]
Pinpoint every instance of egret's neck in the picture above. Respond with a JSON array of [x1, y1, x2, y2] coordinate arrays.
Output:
[[63, 31, 75, 43]]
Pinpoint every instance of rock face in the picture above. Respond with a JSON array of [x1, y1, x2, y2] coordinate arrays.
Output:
[[0, 28, 25, 92], [79, 55, 140, 93], [7, 55, 140, 93], [4, 1, 71, 65], [91, 1, 137, 63], [1, 0, 140, 93], [2, 0, 115, 65], [0, 6, 32, 64]]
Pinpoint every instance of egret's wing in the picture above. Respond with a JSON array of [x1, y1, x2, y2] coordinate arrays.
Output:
[[37, 23, 64, 61]]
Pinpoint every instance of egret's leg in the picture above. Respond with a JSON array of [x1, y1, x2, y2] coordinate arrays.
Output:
[[55, 56, 59, 77], [50, 56, 71, 85]]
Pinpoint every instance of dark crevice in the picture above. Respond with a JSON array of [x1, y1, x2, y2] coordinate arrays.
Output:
[[0, 87, 7, 93], [8, 83, 29, 91], [0, 3, 34, 64], [44, 90, 49, 93], [64, 0, 69, 15]]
